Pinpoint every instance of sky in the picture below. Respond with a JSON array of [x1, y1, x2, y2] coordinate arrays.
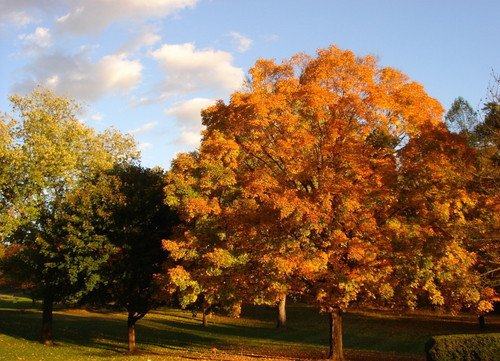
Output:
[[1, 0, 499, 169]]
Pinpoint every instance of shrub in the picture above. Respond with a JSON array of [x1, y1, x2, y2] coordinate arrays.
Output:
[[425, 333, 500, 361]]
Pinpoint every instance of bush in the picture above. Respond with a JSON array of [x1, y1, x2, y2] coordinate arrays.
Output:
[[425, 333, 500, 361]]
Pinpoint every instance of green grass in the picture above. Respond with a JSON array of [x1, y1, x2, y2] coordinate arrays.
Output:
[[0, 293, 499, 361]]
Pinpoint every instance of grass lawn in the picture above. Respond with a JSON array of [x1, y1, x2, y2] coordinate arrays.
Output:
[[0, 293, 499, 361]]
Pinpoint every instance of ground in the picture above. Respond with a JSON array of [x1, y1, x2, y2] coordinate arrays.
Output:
[[0, 293, 499, 360]]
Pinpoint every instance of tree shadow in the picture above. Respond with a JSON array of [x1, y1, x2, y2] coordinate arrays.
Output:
[[0, 308, 222, 355], [1, 303, 499, 359]]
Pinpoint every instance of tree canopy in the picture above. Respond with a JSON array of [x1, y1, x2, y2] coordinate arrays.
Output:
[[97, 165, 178, 352], [164, 46, 495, 360], [0, 88, 138, 344]]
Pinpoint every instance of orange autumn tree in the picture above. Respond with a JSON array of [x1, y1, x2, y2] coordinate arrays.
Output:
[[163, 146, 249, 325], [163, 123, 306, 326], [164, 45, 493, 360]]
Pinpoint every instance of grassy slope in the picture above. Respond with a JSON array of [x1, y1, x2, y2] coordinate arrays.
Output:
[[0, 294, 499, 361]]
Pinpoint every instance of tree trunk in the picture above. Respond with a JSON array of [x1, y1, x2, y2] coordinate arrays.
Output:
[[276, 294, 287, 328], [202, 306, 208, 327], [41, 293, 54, 345], [328, 307, 344, 360], [128, 312, 137, 353], [479, 314, 485, 329]]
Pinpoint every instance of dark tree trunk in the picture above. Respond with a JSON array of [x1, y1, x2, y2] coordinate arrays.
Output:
[[276, 294, 287, 328], [328, 307, 344, 360], [41, 293, 54, 345], [127, 310, 146, 353], [202, 306, 208, 327], [128, 312, 137, 353], [479, 314, 485, 329]]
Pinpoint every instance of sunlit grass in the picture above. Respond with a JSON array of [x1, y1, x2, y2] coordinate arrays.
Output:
[[0, 293, 498, 360]]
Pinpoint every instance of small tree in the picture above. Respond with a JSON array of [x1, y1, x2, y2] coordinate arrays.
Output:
[[101, 165, 178, 352], [443, 78, 499, 325], [163, 151, 249, 326], [445, 97, 479, 141], [389, 126, 495, 314]]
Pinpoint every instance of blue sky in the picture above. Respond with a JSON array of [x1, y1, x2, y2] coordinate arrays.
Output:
[[1, 0, 498, 168]]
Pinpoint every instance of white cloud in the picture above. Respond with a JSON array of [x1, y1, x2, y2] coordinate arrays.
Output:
[[129, 121, 159, 134], [138, 142, 153, 150], [165, 97, 215, 148], [165, 97, 215, 127], [90, 113, 103, 122], [14, 50, 142, 102], [150, 43, 244, 97], [19, 27, 52, 53], [7, 11, 34, 26], [176, 130, 202, 147], [118, 28, 161, 56], [229, 32, 253, 53], [0, 0, 63, 27], [263, 34, 279, 42], [56, 0, 197, 35], [99, 54, 142, 90]]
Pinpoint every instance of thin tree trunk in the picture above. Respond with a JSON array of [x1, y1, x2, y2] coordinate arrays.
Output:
[[202, 306, 208, 327], [328, 307, 344, 360], [276, 294, 287, 328], [41, 293, 54, 345], [128, 312, 137, 353], [479, 314, 485, 329]]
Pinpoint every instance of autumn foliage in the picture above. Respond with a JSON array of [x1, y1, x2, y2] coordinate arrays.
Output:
[[162, 46, 496, 360], [1, 46, 495, 360]]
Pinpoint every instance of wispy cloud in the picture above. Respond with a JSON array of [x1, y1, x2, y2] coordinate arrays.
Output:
[[138, 142, 153, 150], [56, 0, 198, 35], [150, 42, 244, 98], [165, 97, 215, 127], [0, 0, 57, 28], [174, 130, 202, 147], [229, 32, 253, 52], [129, 121, 159, 134], [165, 97, 215, 148], [118, 27, 162, 56], [19, 27, 52, 53], [6, 11, 34, 26], [14, 50, 143, 102], [90, 113, 103, 122], [263, 34, 279, 42]]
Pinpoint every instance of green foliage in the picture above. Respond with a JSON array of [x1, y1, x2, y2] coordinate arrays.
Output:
[[476, 73, 500, 146], [425, 334, 500, 361], [1, 171, 122, 303], [445, 97, 478, 138], [0, 88, 139, 306], [97, 165, 178, 317]]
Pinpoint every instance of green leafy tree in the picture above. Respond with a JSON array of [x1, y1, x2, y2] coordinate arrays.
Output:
[[476, 73, 500, 147], [99, 165, 178, 352], [445, 97, 478, 141], [0, 88, 138, 344]]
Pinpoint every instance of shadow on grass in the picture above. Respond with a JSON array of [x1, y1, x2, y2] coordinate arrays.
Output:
[[0, 300, 499, 358], [147, 304, 500, 356], [0, 308, 221, 355]]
